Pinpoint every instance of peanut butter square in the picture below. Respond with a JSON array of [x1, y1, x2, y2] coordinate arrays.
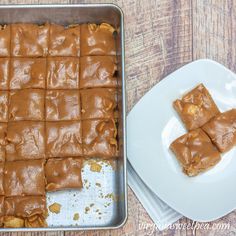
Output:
[[0, 163, 4, 195], [0, 25, 10, 57], [46, 121, 82, 158], [0, 59, 9, 90], [80, 56, 117, 89], [173, 84, 220, 130], [80, 23, 116, 56], [0, 123, 7, 162], [4, 196, 46, 218], [46, 90, 80, 121], [0, 91, 8, 122], [170, 128, 221, 176], [45, 158, 83, 191], [4, 160, 45, 196], [81, 88, 117, 120], [202, 109, 236, 153], [11, 23, 49, 57], [49, 24, 80, 56], [10, 58, 46, 89], [82, 119, 118, 158], [47, 57, 79, 89], [9, 89, 44, 121], [6, 121, 45, 161]]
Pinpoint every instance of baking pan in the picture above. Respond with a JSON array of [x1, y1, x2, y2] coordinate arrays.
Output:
[[0, 3, 127, 231]]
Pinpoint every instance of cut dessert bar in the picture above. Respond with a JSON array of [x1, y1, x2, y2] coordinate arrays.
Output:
[[173, 84, 220, 130], [4, 160, 45, 196], [170, 128, 221, 176], [80, 23, 116, 56], [45, 158, 83, 191], [202, 109, 236, 153], [80, 56, 117, 88]]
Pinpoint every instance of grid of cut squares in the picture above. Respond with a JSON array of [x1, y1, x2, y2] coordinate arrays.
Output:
[[0, 22, 118, 225]]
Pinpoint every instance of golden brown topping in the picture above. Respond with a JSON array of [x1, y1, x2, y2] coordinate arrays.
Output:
[[88, 23, 98, 31], [25, 214, 47, 228], [4, 216, 24, 228], [100, 23, 115, 33]]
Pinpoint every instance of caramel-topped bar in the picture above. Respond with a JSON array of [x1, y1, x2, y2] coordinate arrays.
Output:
[[202, 109, 236, 153], [46, 90, 81, 121], [80, 23, 116, 56], [170, 128, 221, 176], [11, 24, 49, 57], [81, 88, 117, 120], [46, 121, 83, 158], [173, 84, 220, 130], [0, 59, 9, 90], [0, 25, 10, 57], [4, 160, 45, 196], [9, 90, 44, 121], [45, 158, 83, 191], [80, 56, 117, 89], [82, 119, 118, 158], [6, 121, 45, 161], [49, 24, 80, 57], [10, 58, 46, 89]]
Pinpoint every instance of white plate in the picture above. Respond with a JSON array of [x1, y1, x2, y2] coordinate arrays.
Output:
[[127, 59, 236, 222]]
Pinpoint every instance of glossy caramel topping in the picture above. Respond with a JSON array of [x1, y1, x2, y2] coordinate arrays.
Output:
[[0, 91, 8, 122], [4, 160, 45, 196], [10, 58, 46, 89], [0, 123, 7, 162], [4, 196, 46, 217], [45, 158, 83, 191], [0, 59, 9, 90], [81, 88, 117, 119], [80, 56, 117, 88], [9, 89, 44, 121], [83, 119, 118, 158], [49, 24, 80, 56], [170, 128, 221, 176], [81, 23, 116, 56], [46, 90, 80, 121], [11, 23, 49, 57], [0, 25, 10, 57], [6, 121, 45, 161], [202, 109, 236, 153], [173, 84, 220, 130], [0, 163, 4, 195], [47, 57, 79, 89], [46, 121, 83, 157]]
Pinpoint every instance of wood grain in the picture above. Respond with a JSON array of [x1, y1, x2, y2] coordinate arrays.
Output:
[[0, 0, 235, 236]]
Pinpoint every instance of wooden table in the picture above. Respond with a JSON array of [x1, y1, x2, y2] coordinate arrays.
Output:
[[1, 0, 236, 235]]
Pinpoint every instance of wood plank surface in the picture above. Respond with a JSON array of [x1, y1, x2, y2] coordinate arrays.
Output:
[[0, 0, 235, 236]]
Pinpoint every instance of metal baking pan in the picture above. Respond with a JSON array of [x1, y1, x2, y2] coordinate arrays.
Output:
[[0, 3, 127, 231]]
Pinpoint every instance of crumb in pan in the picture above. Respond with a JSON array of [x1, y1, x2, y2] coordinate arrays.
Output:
[[73, 213, 79, 221], [49, 203, 61, 214]]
